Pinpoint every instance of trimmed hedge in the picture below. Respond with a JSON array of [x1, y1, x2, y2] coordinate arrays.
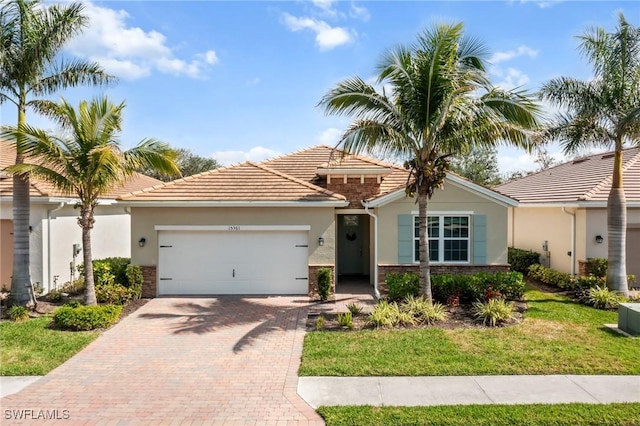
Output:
[[95, 283, 140, 305], [317, 268, 332, 301], [528, 264, 574, 289], [508, 247, 540, 274], [53, 304, 122, 331], [386, 271, 525, 304]]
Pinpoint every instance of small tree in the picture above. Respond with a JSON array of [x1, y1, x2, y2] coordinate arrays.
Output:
[[3, 97, 179, 305]]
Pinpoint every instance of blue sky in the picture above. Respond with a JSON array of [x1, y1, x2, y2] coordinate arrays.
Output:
[[3, 0, 637, 174]]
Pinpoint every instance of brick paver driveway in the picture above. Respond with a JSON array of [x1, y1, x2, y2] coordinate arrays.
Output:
[[2, 297, 323, 425]]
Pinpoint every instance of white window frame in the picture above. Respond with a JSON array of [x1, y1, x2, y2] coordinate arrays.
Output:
[[413, 214, 471, 264]]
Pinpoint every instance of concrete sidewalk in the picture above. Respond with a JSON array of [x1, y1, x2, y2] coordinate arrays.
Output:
[[0, 376, 42, 398], [298, 375, 640, 408]]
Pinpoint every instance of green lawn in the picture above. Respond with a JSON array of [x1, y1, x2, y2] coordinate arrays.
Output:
[[0, 316, 98, 375], [300, 289, 640, 376], [317, 403, 640, 426]]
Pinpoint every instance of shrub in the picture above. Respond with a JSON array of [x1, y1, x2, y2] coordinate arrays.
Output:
[[528, 264, 574, 289], [386, 273, 419, 301], [53, 304, 122, 331], [95, 283, 139, 305], [125, 264, 144, 299], [368, 300, 400, 328], [401, 295, 447, 324], [508, 247, 541, 274], [346, 303, 363, 315], [432, 271, 524, 304], [315, 315, 325, 331], [475, 271, 525, 301], [472, 299, 514, 327], [8, 305, 29, 321], [59, 278, 85, 295], [317, 268, 332, 301], [585, 258, 608, 278], [46, 290, 63, 302], [585, 286, 622, 310], [79, 257, 132, 287], [337, 312, 354, 329]]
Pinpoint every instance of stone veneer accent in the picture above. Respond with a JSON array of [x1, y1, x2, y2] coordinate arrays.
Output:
[[325, 177, 381, 209], [377, 264, 511, 295], [578, 260, 589, 276], [141, 265, 157, 298], [308, 264, 336, 300]]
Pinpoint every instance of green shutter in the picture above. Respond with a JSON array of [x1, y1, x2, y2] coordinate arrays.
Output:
[[398, 214, 413, 264], [473, 215, 487, 264]]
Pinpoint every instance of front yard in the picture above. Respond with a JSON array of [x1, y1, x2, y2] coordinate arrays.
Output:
[[300, 288, 640, 376]]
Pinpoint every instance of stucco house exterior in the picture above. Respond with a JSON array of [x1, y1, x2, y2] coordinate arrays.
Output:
[[494, 146, 640, 281], [0, 143, 161, 293], [119, 146, 516, 298]]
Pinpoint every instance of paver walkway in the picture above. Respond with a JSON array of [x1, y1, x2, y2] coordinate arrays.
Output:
[[1, 297, 323, 425]]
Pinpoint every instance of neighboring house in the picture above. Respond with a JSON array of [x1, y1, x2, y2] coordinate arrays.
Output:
[[494, 147, 640, 280], [0, 144, 162, 293], [118, 146, 516, 298]]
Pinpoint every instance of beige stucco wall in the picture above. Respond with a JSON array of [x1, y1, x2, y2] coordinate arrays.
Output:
[[377, 180, 510, 265], [130, 206, 336, 267]]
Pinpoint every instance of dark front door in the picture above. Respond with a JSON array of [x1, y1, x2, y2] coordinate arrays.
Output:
[[338, 214, 365, 275]]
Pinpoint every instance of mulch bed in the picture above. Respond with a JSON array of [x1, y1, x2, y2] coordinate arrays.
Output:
[[307, 300, 528, 331]]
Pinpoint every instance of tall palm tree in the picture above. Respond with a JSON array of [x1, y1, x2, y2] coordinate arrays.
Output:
[[319, 23, 541, 303], [540, 13, 639, 297], [0, 0, 114, 306], [3, 97, 179, 305]]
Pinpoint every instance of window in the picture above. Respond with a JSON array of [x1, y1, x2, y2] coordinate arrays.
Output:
[[414, 215, 470, 263]]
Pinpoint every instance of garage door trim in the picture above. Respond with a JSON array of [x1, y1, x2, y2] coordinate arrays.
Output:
[[155, 225, 311, 232]]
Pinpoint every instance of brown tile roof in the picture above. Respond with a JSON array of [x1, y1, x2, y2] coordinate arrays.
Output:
[[494, 146, 640, 203], [119, 161, 347, 202], [260, 145, 410, 198], [0, 141, 163, 199]]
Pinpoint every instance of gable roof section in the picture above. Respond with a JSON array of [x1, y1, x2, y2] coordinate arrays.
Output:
[[119, 161, 347, 204], [0, 142, 163, 200], [494, 147, 640, 204]]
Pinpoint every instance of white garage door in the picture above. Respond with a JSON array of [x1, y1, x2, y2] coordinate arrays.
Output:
[[157, 228, 309, 295]]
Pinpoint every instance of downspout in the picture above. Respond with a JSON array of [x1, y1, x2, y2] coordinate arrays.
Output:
[[47, 202, 65, 291], [562, 207, 576, 276], [362, 201, 380, 299]]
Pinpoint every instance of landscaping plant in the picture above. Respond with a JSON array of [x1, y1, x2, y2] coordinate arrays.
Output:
[[317, 268, 332, 301], [507, 247, 541, 274], [8, 305, 29, 322], [586, 286, 623, 310], [337, 312, 354, 329], [472, 298, 514, 327], [53, 304, 122, 331], [346, 303, 364, 315]]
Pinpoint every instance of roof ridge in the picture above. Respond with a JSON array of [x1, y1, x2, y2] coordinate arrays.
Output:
[[250, 162, 346, 200], [258, 145, 331, 165], [581, 148, 640, 201]]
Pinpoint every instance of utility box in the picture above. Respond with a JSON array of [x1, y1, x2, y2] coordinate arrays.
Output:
[[618, 303, 640, 336]]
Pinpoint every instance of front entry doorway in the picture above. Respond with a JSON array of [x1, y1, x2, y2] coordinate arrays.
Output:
[[337, 214, 371, 293]]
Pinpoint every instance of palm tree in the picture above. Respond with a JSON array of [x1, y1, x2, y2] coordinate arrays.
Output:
[[319, 23, 541, 303], [3, 97, 179, 305], [0, 0, 115, 306], [540, 13, 639, 297]]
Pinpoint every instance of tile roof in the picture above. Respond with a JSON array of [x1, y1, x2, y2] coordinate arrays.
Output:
[[494, 146, 640, 203], [0, 142, 163, 200], [260, 145, 410, 197], [119, 161, 347, 202]]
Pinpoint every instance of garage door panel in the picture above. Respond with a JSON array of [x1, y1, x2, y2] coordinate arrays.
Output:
[[158, 230, 308, 295]]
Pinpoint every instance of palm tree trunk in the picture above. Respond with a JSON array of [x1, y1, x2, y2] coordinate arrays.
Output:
[[607, 145, 628, 297], [80, 206, 97, 305], [418, 187, 433, 304], [10, 101, 32, 306]]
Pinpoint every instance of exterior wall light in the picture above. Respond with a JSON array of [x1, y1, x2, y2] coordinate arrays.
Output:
[[138, 237, 146, 247], [595, 235, 604, 244], [318, 237, 325, 246]]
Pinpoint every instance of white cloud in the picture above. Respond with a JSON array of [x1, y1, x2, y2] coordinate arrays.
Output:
[[66, 1, 219, 80], [497, 153, 538, 174], [494, 67, 530, 90], [282, 13, 355, 51], [316, 128, 343, 146], [311, 0, 339, 18], [489, 45, 539, 64], [350, 3, 370, 21], [210, 147, 281, 165]]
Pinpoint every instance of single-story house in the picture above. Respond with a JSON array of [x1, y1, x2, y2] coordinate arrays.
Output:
[[494, 146, 640, 280], [118, 146, 517, 298], [0, 143, 161, 293]]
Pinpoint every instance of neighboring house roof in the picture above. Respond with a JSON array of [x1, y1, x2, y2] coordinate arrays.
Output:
[[0, 142, 163, 200], [119, 161, 347, 203], [494, 146, 640, 204]]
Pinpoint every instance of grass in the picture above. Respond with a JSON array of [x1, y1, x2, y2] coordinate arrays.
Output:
[[0, 316, 99, 375], [317, 403, 640, 426], [300, 288, 640, 376]]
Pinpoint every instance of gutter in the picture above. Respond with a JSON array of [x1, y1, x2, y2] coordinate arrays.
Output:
[[361, 200, 380, 299], [47, 202, 66, 291], [562, 207, 576, 275]]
